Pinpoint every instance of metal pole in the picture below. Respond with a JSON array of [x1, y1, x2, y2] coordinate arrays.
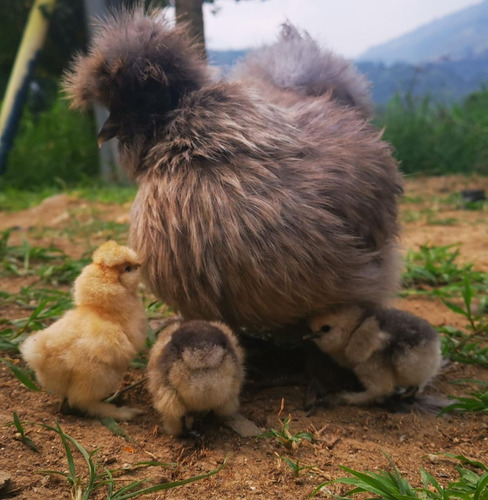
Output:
[[0, 0, 57, 175]]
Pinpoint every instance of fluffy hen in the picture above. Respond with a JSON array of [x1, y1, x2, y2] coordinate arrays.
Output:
[[64, 8, 403, 331]]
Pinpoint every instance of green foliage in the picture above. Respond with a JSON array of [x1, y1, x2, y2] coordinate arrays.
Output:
[[378, 90, 488, 175], [0, 357, 41, 390], [0, 184, 136, 212], [278, 456, 318, 477], [0, 231, 83, 351], [38, 421, 226, 500], [11, 411, 39, 453], [2, 98, 99, 189], [439, 380, 488, 415], [438, 276, 488, 367], [1, 233, 90, 284], [100, 417, 137, 444], [258, 401, 314, 451], [309, 453, 488, 499], [402, 244, 488, 298]]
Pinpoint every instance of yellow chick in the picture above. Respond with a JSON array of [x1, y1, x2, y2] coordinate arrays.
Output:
[[20, 241, 147, 420], [147, 319, 245, 436]]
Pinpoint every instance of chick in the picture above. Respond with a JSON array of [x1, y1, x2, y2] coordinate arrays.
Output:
[[308, 306, 442, 405], [147, 319, 245, 436], [20, 241, 147, 420]]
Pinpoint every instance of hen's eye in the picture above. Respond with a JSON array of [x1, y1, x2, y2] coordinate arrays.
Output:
[[124, 265, 132, 273], [320, 325, 332, 333]]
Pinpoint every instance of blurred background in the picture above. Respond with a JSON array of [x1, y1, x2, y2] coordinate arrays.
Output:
[[1, 0, 487, 189]]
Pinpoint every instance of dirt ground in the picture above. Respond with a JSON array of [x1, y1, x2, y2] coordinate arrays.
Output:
[[0, 175, 487, 499]]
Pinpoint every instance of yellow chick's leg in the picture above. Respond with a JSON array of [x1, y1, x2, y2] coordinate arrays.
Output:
[[66, 379, 143, 421]]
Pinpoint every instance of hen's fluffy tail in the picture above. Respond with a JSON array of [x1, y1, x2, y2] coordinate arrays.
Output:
[[232, 23, 373, 119]]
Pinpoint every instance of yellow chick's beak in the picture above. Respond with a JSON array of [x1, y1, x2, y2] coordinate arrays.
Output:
[[97, 115, 119, 148]]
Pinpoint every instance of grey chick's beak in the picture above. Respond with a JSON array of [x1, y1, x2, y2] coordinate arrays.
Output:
[[97, 115, 119, 148]]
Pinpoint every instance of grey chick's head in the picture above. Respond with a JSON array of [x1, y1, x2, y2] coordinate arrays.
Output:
[[308, 305, 365, 354], [63, 7, 211, 157]]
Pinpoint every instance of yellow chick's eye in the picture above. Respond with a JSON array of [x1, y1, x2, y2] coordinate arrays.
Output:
[[124, 265, 133, 273]]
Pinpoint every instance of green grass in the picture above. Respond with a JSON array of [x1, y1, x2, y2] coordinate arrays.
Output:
[[258, 400, 314, 452], [11, 411, 39, 453], [1, 230, 90, 284], [309, 452, 488, 499], [0, 184, 137, 213], [377, 90, 488, 176], [401, 244, 488, 299], [438, 276, 488, 367], [278, 456, 318, 477], [35, 421, 227, 499], [2, 98, 99, 189], [439, 380, 488, 415]]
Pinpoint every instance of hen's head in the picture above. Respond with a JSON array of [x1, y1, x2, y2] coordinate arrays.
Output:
[[63, 7, 210, 147]]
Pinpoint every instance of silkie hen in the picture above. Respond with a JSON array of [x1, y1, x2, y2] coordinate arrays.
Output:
[[64, 7, 403, 332]]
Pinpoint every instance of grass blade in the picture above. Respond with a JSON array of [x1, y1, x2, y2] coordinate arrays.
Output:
[[1, 358, 41, 391], [111, 455, 229, 500], [100, 417, 136, 443], [12, 412, 39, 453]]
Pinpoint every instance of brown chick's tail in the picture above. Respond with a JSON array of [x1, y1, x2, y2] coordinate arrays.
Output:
[[231, 22, 373, 119]]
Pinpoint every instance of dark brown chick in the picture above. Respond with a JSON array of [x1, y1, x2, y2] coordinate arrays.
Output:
[[64, 7, 403, 332]]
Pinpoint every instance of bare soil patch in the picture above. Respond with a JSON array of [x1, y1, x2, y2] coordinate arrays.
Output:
[[1, 175, 487, 499]]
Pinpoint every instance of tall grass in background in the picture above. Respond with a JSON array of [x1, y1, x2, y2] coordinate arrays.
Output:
[[377, 89, 488, 175], [1, 96, 99, 189], [1, 86, 488, 189]]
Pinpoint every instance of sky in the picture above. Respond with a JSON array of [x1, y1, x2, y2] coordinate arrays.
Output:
[[199, 0, 484, 58]]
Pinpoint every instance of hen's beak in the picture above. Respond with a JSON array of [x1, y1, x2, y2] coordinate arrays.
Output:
[[97, 115, 120, 148]]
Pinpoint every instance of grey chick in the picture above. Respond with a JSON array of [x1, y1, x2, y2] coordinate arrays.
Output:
[[147, 320, 245, 436], [308, 306, 442, 405]]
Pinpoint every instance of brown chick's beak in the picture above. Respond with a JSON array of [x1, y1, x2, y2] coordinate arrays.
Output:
[[97, 116, 119, 148]]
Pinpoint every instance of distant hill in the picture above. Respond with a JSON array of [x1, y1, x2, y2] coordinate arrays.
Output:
[[208, 1, 488, 106], [359, 0, 488, 65], [357, 53, 488, 106]]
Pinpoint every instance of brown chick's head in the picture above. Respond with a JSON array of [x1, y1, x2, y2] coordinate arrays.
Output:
[[63, 7, 211, 151], [74, 240, 142, 307], [147, 320, 245, 436]]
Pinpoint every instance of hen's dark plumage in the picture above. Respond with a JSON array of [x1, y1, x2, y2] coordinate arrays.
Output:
[[64, 7, 403, 331]]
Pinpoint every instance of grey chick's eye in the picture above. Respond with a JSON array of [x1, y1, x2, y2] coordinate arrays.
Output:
[[320, 325, 332, 333]]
